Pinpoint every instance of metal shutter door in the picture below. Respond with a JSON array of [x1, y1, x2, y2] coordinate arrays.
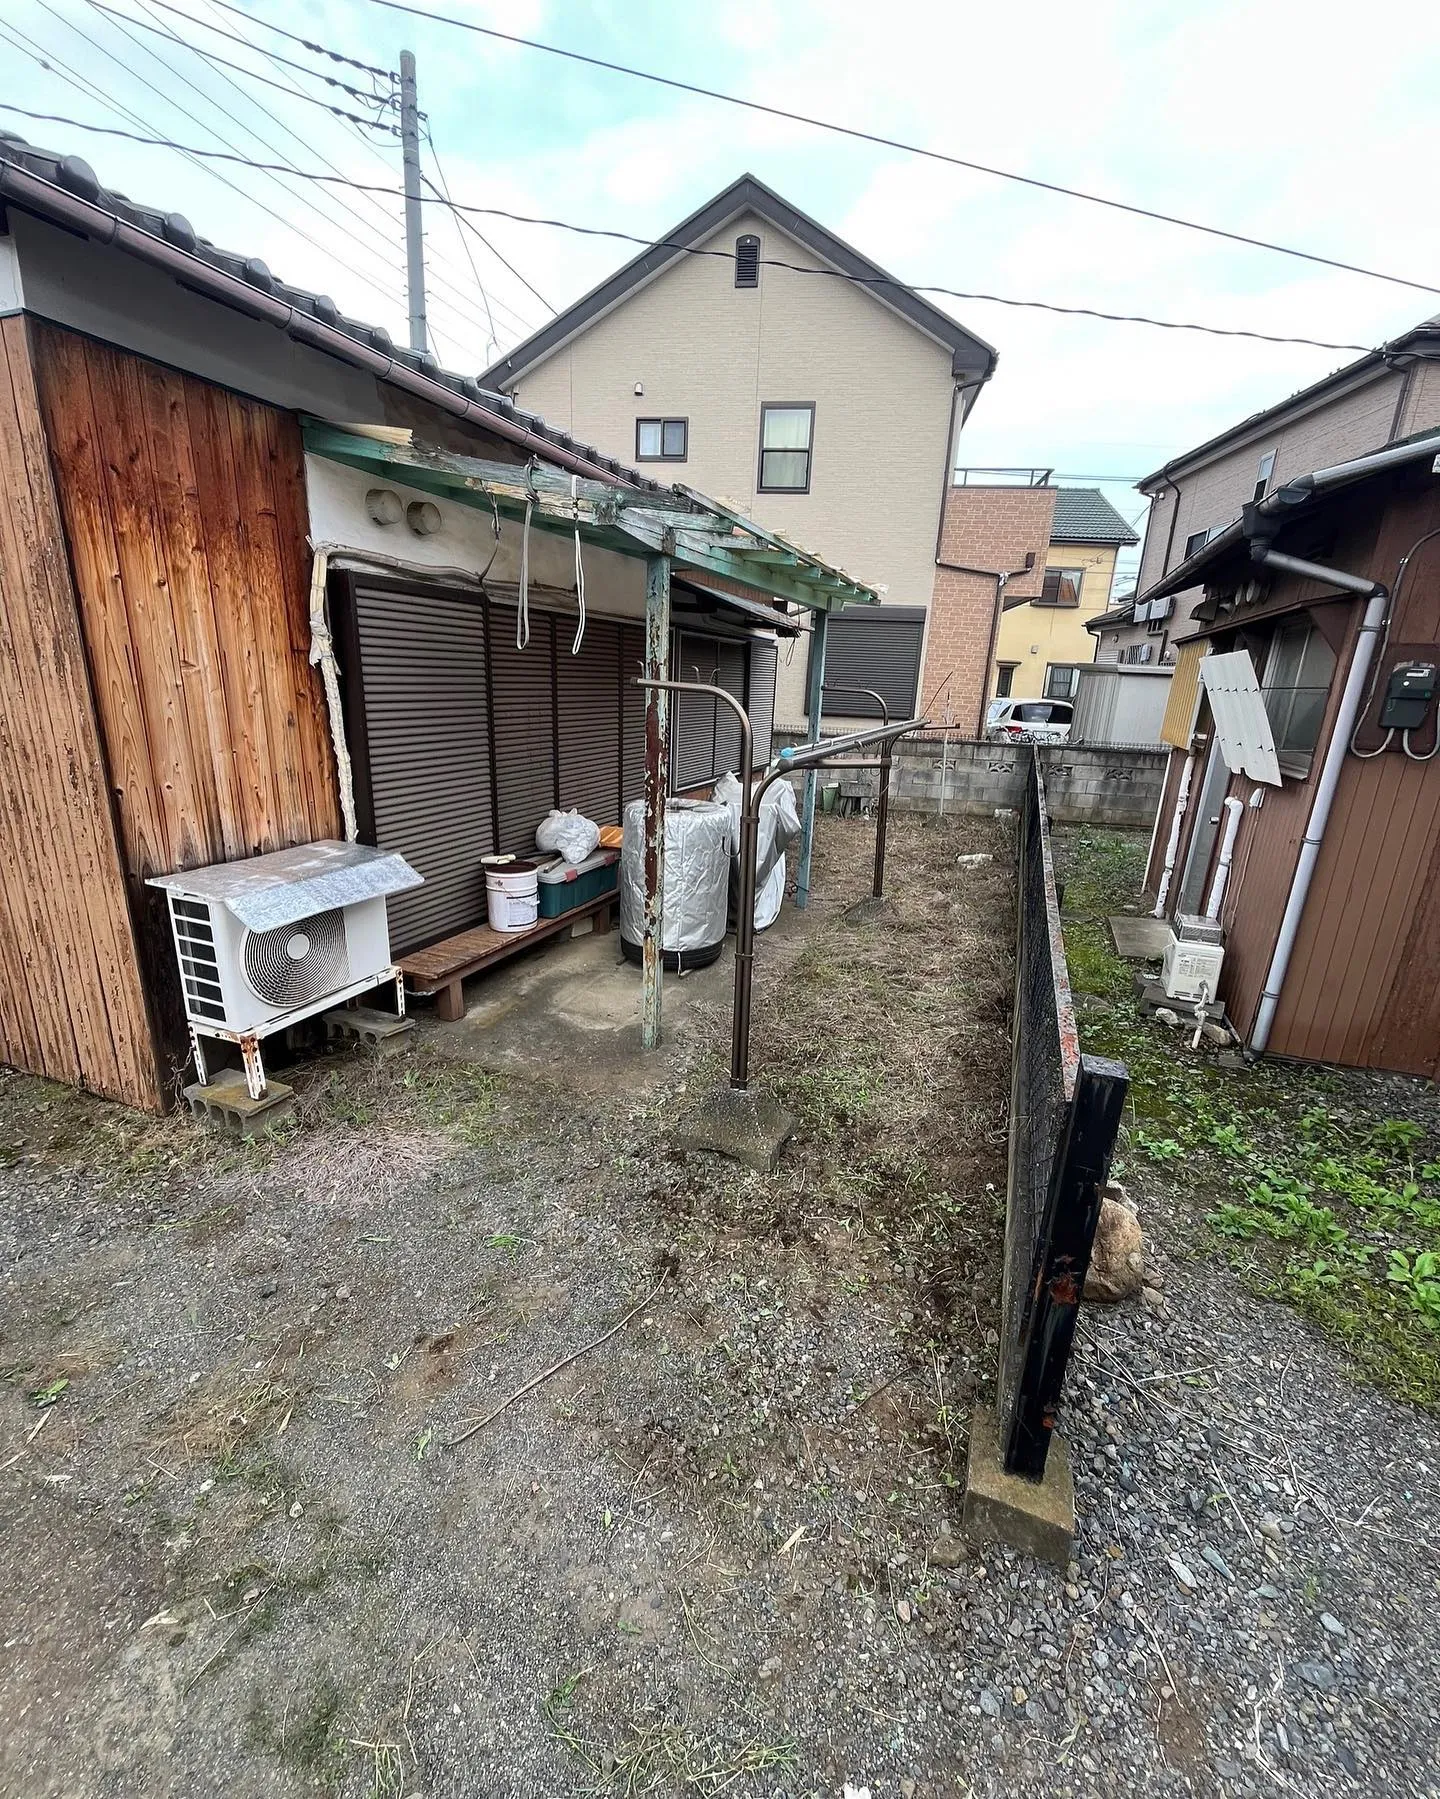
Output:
[[673, 631, 718, 789], [747, 638, 778, 766], [353, 583, 493, 955], [813, 606, 926, 720], [714, 640, 746, 776], [490, 606, 558, 854], [556, 618, 622, 825], [620, 624, 648, 805]]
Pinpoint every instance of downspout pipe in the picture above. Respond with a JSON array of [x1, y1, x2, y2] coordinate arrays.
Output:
[[1151, 750, 1195, 918], [1204, 795, 1245, 921], [1250, 554, 1389, 1054]]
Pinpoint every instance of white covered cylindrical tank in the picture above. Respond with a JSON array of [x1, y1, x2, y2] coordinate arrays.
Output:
[[619, 798, 731, 971]]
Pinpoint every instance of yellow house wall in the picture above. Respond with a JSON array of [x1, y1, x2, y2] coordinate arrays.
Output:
[[993, 542, 1117, 700]]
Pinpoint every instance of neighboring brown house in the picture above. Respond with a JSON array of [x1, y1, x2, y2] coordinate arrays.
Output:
[[1140, 427, 1440, 1076], [1106, 316, 1440, 667], [0, 135, 872, 1110]]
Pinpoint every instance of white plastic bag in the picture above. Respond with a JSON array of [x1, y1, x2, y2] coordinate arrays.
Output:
[[536, 808, 600, 866]]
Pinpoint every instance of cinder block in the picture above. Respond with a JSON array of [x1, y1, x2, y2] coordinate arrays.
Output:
[[962, 1402, 1075, 1566]]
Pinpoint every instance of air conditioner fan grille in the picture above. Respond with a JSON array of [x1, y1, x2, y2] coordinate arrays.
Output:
[[242, 908, 349, 1009]]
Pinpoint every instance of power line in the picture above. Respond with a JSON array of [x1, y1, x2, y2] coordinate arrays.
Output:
[[421, 156, 553, 316], [343, 0, 1440, 303], [180, 0, 533, 346], [89, 1, 399, 128], [0, 107, 1387, 357], [147, 0, 395, 89], [203, 0, 393, 80]]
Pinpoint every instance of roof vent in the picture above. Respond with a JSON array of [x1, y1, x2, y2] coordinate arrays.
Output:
[[161, 212, 197, 253], [242, 257, 274, 292], [734, 233, 760, 288], [55, 155, 101, 203]]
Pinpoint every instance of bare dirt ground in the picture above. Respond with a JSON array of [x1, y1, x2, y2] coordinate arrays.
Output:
[[0, 813, 1015, 1799]]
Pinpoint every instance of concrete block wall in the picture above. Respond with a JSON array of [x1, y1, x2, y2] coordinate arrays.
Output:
[[776, 734, 1169, 830]]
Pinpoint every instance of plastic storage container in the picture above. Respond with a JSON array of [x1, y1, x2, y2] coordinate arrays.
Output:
[[482, 857, 539, 933], [537, 849, 620, 919], [618, 798, 731, 971]]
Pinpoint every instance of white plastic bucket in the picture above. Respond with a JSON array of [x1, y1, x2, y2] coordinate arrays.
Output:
[[483, 858, 539, 933]]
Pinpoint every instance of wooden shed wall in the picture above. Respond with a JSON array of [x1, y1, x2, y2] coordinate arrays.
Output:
[[0, 316, 162, 1109], [30, 321, 341, 1088]]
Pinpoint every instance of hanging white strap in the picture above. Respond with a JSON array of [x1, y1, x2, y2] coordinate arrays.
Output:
[[517, 491, 532, 650], [570, 472, 587, 655]]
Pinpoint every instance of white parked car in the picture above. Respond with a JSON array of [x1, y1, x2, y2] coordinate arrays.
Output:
[[984, 697, 1073, 743]]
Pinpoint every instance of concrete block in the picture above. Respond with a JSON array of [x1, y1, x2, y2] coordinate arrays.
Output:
[[184, 1068, 297, 1139], [675, 1083, 795, 1174], [962, 1402, 1075, 1566], [324, 1005, 415, 1058]]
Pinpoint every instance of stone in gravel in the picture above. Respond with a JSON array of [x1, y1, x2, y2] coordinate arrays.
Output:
[[978, 1689, 1002, 1718], [1168, 1555, 1199, 1592], [1084, 1195, 1145, 1303], [1336, 1744, 1358, 1775], [1319, 1612, 1346, 1636], [895, 1600, 912, 1624], [258, 1281, 277, 1299], [1201, 1546, 1233, 1579], [1259, 1515, 1284, 1542], [1295, 1661, 1338, 1692]]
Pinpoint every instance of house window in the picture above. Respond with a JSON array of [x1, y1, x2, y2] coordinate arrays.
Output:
[[758, 403, 815, 492], [735, 234, 760, 288], [1044, 663, 1079, 700], [1183, 527, 1213, 559], [995, 662, 1017, 697], [1037, 567, 1084, 607], [1262, 620, 1336, 765], [1146, 613, 1166, 636], [1253, 449, 1277, 502], [636, 417, 688, 461]]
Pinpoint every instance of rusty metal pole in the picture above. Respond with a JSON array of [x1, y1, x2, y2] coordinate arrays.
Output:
[[795, 607, 829, 909], [822, 683, 891, 899], [641, 551, 671, 1050]]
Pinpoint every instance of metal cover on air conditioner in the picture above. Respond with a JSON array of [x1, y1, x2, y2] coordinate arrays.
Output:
[[242, 908, 350, 1008]]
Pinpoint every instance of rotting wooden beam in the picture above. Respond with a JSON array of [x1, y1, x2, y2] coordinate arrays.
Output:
[[641, 550, 672, 1051]]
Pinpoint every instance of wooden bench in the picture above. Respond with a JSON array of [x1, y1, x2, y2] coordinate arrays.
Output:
[[396, 894, 614, 1022]]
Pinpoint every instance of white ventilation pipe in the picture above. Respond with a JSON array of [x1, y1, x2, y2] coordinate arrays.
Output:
[[1151, 750, 1196, 918], [1250, 575, 1389, 1053], [1204, 795, 1245, 920]]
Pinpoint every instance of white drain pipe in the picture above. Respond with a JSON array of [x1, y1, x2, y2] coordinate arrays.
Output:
[[1204, 795, 1245, 920], [1251, 561, 1389, 1053], [1151, 750, 1196, 918]]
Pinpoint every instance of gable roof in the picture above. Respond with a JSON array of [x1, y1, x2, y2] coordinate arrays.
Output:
[[480, 172, 998, 391], [1136, 314, 1440, 492], [1050, 487, 1139, 545], [0, 129, 669, 493]]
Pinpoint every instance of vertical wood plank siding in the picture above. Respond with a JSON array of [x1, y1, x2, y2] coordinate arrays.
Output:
[[0, 318, 161, 1109], [31, 322, 341, 1087]]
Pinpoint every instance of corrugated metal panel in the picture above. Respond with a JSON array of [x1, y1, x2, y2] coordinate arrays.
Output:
[[714, 640, 747, 775], [557, 619, 623, 825], [812, 605, 925, 720], [748, 638, 778, 765], [353, 584, 493, 954], [489, 605, 557, 855], [673, 631, 718, 789], [621, 624, 647, 805], [1161, 639, 1207, 747], [1201, 652, 1281, 785]]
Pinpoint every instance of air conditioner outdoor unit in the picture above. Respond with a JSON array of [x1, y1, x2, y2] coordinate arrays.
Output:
[[149, 840, 422, 1099]]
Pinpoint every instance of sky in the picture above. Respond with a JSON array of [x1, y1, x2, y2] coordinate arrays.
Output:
[[5, 0, 1439, 591]]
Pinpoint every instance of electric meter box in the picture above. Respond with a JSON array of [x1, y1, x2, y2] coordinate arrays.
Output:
[[1379, 660, 1438, 731], [1162, 936, 1226, 1004]]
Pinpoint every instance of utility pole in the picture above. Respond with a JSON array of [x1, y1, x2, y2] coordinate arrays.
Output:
[[399, 48, 427, 354]]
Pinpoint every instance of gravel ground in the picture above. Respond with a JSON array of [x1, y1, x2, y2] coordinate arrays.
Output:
[[1, 811, 1437, 1799]]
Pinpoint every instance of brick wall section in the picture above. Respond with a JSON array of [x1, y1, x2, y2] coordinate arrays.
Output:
[[923, 486, 1058, 735]]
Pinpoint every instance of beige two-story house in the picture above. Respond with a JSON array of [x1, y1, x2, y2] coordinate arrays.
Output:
[[482, 174, 997, 732], [1094, 313, 1440, 663]]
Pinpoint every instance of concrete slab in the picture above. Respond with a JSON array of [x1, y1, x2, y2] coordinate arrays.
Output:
[[962, 1402, 1075, 1566], [1134, 973, 1226, 1020], [675, 1083, 796, 1173], [324, 1005, 415, 1058], [1108, 914, 1174, 960], [184, 1069, 296, 1139]]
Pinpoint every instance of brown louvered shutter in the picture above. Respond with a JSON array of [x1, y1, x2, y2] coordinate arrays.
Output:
[[672, 630, 718, 789], [489, 605, 558, 854], [351, 582, 494, 954], [747, 637, 778, 766], [556, 619, 623, 827], [619, 624, 648, 805], [714, 640, 746, 776]]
